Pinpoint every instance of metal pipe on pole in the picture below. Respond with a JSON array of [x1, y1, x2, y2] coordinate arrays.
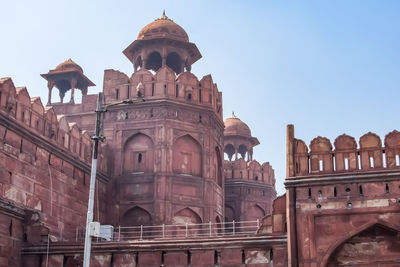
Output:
[[83, 92, 104, 267]]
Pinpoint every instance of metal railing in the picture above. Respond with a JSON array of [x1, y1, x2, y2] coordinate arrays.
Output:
[[76, 220, 260, 242]]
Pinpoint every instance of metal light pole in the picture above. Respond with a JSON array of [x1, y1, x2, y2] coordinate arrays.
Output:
[[82, 92, 144, 267], [83, 92, 104, 267]]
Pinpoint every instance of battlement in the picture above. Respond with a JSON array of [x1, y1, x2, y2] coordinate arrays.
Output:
[[224, 158, 275, 186], [0, 78, 109, 175], [103, 67, 223, 120], [286, 124, 400, 178]]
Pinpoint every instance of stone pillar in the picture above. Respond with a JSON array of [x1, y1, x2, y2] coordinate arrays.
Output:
[[70, 78, 77, 104], [47, 81, 54, 105], [142, 51, 147, 70], [59, 91, 65, 103], [286, 124, 295, 178], [82, 86, 88, 96], [162, 56, 166, 67]]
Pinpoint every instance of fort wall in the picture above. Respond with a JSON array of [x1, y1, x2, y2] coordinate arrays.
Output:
[[0, 78, 110, 266], [285, 125, 400, 266]]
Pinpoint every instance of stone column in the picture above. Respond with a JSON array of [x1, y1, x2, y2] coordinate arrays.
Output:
[[142, 51, 147, 69], [60, 91, 65, 103], [82, 86, 88, 96], [162, 56, 166, 67], [47, 81, 55, 105], [70, 78, 77, 104]]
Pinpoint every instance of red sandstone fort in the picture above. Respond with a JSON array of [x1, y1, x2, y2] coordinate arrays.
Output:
[[0, 12, 399, 267]]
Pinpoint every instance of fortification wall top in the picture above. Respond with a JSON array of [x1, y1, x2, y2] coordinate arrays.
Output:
[[286, 124, 400, 178]]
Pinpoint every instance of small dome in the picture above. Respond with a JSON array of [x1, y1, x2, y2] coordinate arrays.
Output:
[[224, 113, 252, 137], [54, 59, 83, 73], [137, 11, 189, 42]]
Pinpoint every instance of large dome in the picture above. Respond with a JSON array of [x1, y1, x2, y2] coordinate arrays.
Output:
[[224, 113, 252, 137], [137, 12, 189, 42]]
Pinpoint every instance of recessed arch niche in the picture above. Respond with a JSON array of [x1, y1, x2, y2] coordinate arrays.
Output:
[[172, 208, 202, 237], [326, 222, 400, 266], [246, 204, 265, 221], [123, 133, 154, 173], [120, 206, 152, 238], [215, 146, 223, 186], [121, 206, 152, 227], [172, 135, 202, 176]]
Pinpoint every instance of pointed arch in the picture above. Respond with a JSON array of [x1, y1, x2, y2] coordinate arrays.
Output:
[[321, 219, 400, 267], [171, 207, 202, 237], [224, 204, 235, 223], [166, 52, 182, 74], [246, 204, 265, 221], [224, 143, 235, 161], [238, 144, 248, 160], [121, 206, 152, 227], [173, 207, 202, 225], [146, 51, 162, 72], [120, 206, 152, 239], [215, 216, 222, 235], [173, 134, 202, 176], [123, 133, 154, 173]]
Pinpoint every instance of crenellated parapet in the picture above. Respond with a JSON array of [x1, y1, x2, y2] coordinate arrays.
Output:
[[0, 77, 110, 175], [0, 77, 110, 249], [287, 124, 400, 178], [102, 67, 223, 120], [224, 159, 275, 186]]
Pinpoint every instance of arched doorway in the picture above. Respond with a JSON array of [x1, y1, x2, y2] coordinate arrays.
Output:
[[120, 206, 152, 239], [172, 208, 202, 237], [326, 223, 400, 266]]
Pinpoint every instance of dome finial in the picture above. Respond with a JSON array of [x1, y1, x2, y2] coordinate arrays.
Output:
[[231, 111, 237, 118], [160, 10, 169, 20]]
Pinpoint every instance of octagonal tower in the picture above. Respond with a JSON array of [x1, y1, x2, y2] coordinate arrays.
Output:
[[223, 113, 276, 223], [102, 12, 224, 229]]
